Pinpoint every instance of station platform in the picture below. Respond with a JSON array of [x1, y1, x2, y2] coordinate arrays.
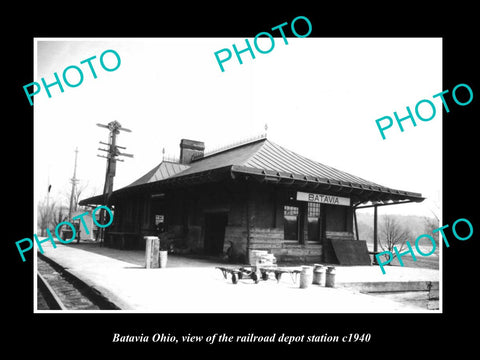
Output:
[[35, 240, 440, 313]]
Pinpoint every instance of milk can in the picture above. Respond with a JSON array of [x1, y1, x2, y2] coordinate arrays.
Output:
[[312, 264, 326, 285], [159, 250, 168, 268], [299, 266, 313, 289], [325, 266, 336, 288]]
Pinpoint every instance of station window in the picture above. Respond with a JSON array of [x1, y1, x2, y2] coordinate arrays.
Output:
[[283, 205, 299, 240], [308, 202, 320, 217]]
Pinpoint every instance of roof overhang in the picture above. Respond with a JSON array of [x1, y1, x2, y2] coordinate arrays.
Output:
[[79, 164, 424, 207], [79, 166, 233, 206], [230, 165, 424, 206]]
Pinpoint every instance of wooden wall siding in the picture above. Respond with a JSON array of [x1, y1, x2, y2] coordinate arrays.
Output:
[[221, 226, 325, 263], [228, 196, 244, 227], [185, 225, 203, 252], [223, 226, 248, 261], [250, 185, 276, 228], [144, 196, 150, 228], [247, 228, 323, 263], [326, 231, 354, 240], [105, 180, 355, 265], [221, 229, 352, 263], [105, 232, 143, 250], [278, 243, 323, 263], [324, 205, 354, 233]]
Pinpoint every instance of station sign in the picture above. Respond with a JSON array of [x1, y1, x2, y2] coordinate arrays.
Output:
[[296, 191, 350, 206]]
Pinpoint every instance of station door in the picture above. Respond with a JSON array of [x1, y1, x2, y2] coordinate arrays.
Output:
[[204, 212, 228, 256]]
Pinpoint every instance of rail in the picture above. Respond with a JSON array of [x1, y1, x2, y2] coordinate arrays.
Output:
[[37, 272, 67, 310]]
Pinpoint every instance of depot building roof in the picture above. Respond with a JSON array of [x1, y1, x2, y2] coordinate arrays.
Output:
[[79, 136, 424, 207]]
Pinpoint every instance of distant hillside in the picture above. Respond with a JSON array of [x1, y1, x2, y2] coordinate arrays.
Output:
[[355, 212, 440, 270], [355, 213, 439, 246]]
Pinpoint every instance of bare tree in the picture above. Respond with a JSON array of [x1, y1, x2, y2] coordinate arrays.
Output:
[[423, 216, 440, 245], [37, 200, 56, 236], [63, 181, 89, 218], [379, 215, 411, 262], [72, 181, 88, 213], [51, 206, 67, 232], [37, 199, 68, 236]]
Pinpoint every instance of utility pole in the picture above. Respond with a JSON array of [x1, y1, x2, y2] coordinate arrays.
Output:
[[96, 121, 133, 244], [68, 147, 79, 222], [45, 174, 51, 237]]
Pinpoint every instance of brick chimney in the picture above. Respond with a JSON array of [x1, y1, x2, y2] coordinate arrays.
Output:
[[179, 139, 205, 164]]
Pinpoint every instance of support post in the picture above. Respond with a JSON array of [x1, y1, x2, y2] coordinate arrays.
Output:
[[299, 202, 307, 245], [373, 205, 378, 264], [68, 147, 79, 222], [245, 179, 251, 265], [353, 207, 359, 241]]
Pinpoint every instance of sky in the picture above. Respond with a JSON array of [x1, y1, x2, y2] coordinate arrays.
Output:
[[34, 37, 442, 219]]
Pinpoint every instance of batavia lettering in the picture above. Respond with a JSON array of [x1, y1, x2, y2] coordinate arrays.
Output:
[[23, 49, 121, 106], [15, 205, 113, 262], [309, 193, 339, 204], [375, 83, 474, 140], [296, 191, 350, 206], [376, 217, 474, 274], [214, 16, 312, 72]]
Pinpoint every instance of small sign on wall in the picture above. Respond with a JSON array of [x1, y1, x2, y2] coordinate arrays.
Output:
[[155, 215, 165, 225]]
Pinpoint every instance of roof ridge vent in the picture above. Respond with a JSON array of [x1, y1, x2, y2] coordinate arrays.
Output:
[[193, 133, 266, 161]]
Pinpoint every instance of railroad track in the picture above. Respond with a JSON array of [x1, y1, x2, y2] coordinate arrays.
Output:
[[37, 254, 120, 310]]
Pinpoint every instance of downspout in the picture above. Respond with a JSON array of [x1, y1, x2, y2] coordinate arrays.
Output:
[[245, 178, 251, 265]]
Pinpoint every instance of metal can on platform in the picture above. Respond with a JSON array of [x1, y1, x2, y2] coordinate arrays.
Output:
[[325, 266, 336, 288], [299, 266, 313, 289], [312, 264, 325, 285], [159, 250, 168, 268]]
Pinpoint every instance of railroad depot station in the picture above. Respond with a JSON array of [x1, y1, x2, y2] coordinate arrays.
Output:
[[79, 136, 424, 266]]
